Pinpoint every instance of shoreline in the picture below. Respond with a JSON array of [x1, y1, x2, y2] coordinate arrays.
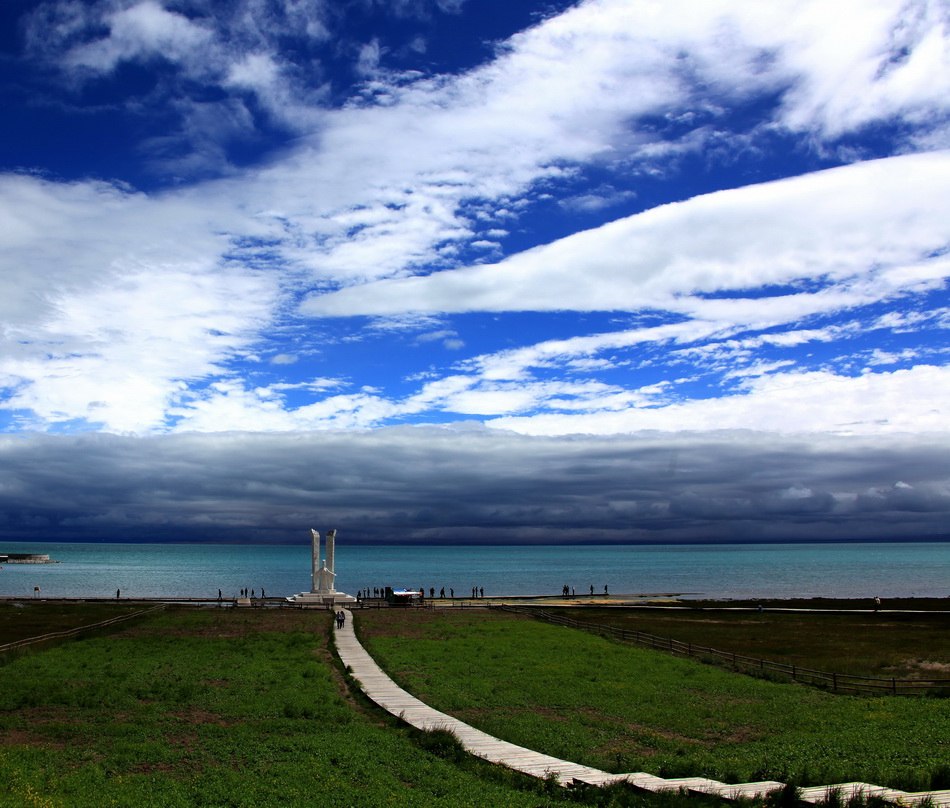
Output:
[[4, 593, 950, 612], [3, 542, 948, 602]]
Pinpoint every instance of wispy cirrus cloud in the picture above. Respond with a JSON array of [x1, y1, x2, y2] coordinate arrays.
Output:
[[302, 152, 950, 317]]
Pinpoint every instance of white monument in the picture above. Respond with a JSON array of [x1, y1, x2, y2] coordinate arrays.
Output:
[[289, 528, 357, 605]]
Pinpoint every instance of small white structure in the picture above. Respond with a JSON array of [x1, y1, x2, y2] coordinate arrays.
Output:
[[289, 528, 357, 605]]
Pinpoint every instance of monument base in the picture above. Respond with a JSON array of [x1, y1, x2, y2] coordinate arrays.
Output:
[[288, 590, 358, 605]]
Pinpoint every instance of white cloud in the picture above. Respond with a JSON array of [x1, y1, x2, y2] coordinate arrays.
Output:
[[771, 0, 950, 136], [723, 359, 796, 379], [866, 348, 919, 365], [432, 378, 641, 416], [356, 40, 384, 76], [303, 152, 950, 316], [559, 186, 638, 213], [0, 174, 277, 433], [5, 0, 950, 438], [244, 0, 937, 286], [63, 1, 215, 75], [488, 364, 950, 436]]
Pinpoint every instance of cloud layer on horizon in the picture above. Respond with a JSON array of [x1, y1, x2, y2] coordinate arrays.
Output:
[[0, 429, 948, 546]]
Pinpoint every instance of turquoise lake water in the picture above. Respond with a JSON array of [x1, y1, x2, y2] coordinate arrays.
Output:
[[1, 541, 948, 600]]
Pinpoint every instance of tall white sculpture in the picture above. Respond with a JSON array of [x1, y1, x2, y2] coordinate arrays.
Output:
[[291, 528, 356, 605], [312, 528, 337, 594]]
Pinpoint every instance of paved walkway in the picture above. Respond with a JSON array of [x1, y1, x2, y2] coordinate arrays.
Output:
[[333, 608, 950, 805]]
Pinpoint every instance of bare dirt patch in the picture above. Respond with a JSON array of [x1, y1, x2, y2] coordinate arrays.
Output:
[[314, 644, 372, 716], [0, 707, 79, 749], [0, 728, 66, 749], [168, 708, 233, 727], [914, 660, 950, 673], [127, 761, 176, 775], [885, 659, 950, 678]]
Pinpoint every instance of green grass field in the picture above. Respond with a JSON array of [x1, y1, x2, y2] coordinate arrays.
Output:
[[357, 609, 950, 792], [540, 605, 950, 679], [0, 601, 148, 645], [5, 602, 950, 808], [0, 607, 578, 808]]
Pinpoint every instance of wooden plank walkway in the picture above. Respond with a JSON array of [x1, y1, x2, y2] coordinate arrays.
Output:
[[333, 609, 610, 784], [333, 608, 950, 805]]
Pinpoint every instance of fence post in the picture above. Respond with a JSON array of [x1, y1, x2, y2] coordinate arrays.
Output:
[[892, 678, 897, 695], [833, 672, 837, 692], [792, 666, 797, 681]]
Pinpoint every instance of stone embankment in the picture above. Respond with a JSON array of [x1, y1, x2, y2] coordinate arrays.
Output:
[[0, 553, 58, 564]]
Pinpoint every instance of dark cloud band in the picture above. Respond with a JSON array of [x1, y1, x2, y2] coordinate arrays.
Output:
[[1, 427, 947, 545]]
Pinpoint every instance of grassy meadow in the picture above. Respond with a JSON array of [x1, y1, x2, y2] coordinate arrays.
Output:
[[0, 606, 580, 808], [4, 601, 950, 808], [357, 609, 950, 792], [553, 606, 950, 679], [0, 601, 148, 645]]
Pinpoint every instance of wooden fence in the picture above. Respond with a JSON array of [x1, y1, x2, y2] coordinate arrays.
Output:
[[0, 605, 164, 659], [494, 604, 950, 696]]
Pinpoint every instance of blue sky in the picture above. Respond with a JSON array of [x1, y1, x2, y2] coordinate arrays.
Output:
[[0, 0, 949, 545]]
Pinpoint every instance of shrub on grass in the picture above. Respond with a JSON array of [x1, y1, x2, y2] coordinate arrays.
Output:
[[409, 726, 469, 763], [583, 784, 729, 808], [929, 764, 950, 790], [761, 783, 800, 808]]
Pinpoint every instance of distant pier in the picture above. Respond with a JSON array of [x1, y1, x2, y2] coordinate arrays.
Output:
[[0, 553, 59, 564]]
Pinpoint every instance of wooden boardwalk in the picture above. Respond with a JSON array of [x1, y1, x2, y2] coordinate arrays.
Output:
[[333, 609, 950, 805]]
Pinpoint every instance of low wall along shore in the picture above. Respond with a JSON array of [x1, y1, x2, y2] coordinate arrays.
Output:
[[0, 553, 57, 564]]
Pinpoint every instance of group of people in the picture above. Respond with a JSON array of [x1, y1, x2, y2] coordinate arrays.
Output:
[[236, 587, 265, 599], [561, 584, 609, 597], [422, 587, 484, 598], [354, 586, 485, 599]]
